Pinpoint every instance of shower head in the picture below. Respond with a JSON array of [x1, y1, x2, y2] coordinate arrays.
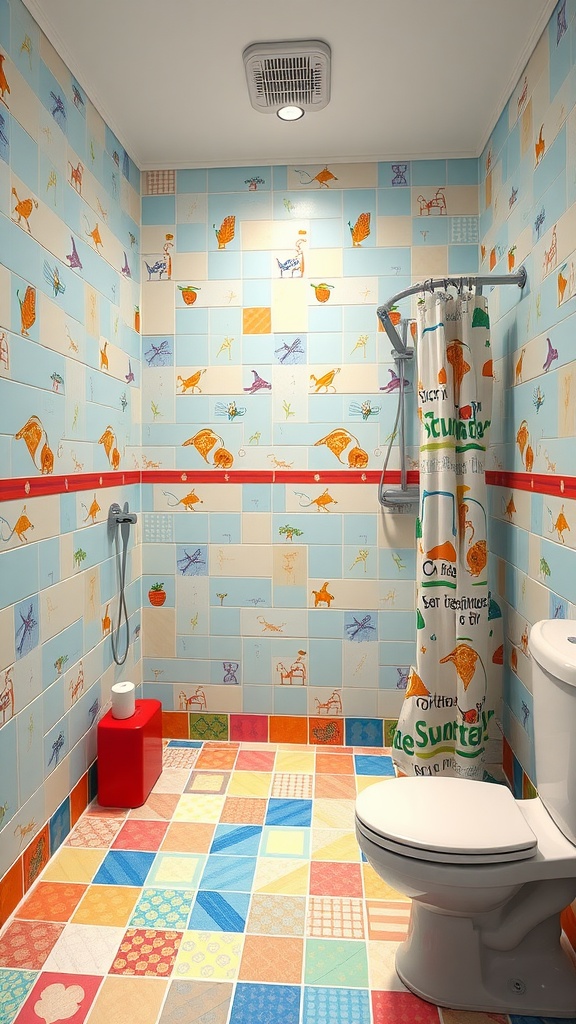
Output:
[[377, 307, 412, 356]]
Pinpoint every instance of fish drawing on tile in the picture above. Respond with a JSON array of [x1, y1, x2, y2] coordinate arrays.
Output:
[[293, 165, 338, 188], [14, 415, 54, 473], [163, 488, 203, 511], [11, 188, 38, 233], [0, 668, 14, 724], [0, 505, 34, 543]]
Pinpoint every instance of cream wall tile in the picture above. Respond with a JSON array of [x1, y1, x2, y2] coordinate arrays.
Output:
[[5, 61, 39, 140], [153, 483, 242, 513], [173, 253, 208, 281], [0, 495, 58, 549], [0, 788, 45, 879], [271, 279, 308, 332], [287, 163, 377, 189], [142, 281, 176, 334], [84, 567, 101, 624], [270, 221, 310, 250], [176, 576, 210, 634], [272, 545, 307, 586], [309, 578, 379, 610], [187, 279, 243, 307], [142, 226, 175, 253], [307, 687, 342, 715], [177, 365, 242, 395], [44, 754, 72, 820], [558, 364, 576, 437], [377, 216, 412, 247], [490, 486, 532, 530], [122, 178, 140, 225], [85, 284, 100, 338], [377, 690, 404, 718], [142, 607, 176, 658], [87, 102, 106, 149], [0, 607, 15, 670], [198, 685, 243, 713], [12, 647, 42, 711], [378, 512, 418, 549], [210, 543, 272, 578], [0, 264, 11, 330], [411, 246, 447, 277], [305, 248, 343, 280], [379, 581, 416, 612], [238, 446, 307, 471], [39, 32, 70, 88], [341, 688, 378, 717], [343, 643, 379, 690], [242, 512, 272, 545], [241, 220, 274, 250], [241, 607, 307, 637], [40, 575, 83, 642], [176, 193, 207, 223], [272, 366, 308, 422]]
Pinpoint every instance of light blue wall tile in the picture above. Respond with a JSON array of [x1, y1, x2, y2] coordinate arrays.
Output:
[[142, 195, 176, 225]]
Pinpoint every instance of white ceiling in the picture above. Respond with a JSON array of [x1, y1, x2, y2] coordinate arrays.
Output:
[[25, 0, 556, 170]]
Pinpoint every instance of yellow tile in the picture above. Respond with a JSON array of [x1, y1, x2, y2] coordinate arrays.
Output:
[[311, 830, 361, 862], [313, 798, 356, 830], [41, 847, 105, 883], [227, 772, 271, 797], [188, 773, 226, 793], [153, 855, 203, 886], [174, 794, 225, 822], [275, 752, 314, 774], [253, 859, 309, 895], [362, 863, 405, 900], [356, 776, 394, 793], [175, 931, 243, 981], [265, 831, 306, 856], [83, 975, 168, 1024], [72, 885, 141, 927]]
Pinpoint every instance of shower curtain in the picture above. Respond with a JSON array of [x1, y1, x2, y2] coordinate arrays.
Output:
[[392, 291, 502, 780]]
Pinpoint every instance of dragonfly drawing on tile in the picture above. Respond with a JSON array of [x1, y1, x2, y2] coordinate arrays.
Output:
[[48, 732, 65, 767], [177, 548, 206, 575], [16, 603, 38, 657], [145, 339, 172, 366], [275, 338, 305, 364], [345, 614, 376, 641]]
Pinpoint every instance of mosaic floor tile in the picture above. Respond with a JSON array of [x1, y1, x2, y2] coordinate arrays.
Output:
[[372, 989, 441, 1023], [130, 888, 195, 930], [0, 921, 64, 970], [229, 982, 300, 1024], [362, 862, 405, 900], [147, 853, 205, 889], [227, 772, 271, 797], [354, 754, 395, 777], [265, 798, 312, 827], [199, 856, 257, 893], [316, 753, 355, 774], [161, 822, 215, 853], [128, 793, 181, 820], [238, 934, 303, 983], [112, 820, 169, 851], [303, 985, 371, 1024], [189, 716, 229, 742], [0, 968, 37, 1024], [210, 824, 262, 856], [174, 795, 225, 822], [83, 976, 168, 1024], [162, 748, 201, 770], [246, 894, 306, 936], [42, 923, 126, 974], [93, 851, 155, 887], [220, 798, 267, 824], [309, 861, 363, 897], [188, 891, 250, 932], [252, 858, 309, 895], [311, 829, 361, 862], [84, 803, 129, 819], [366, 899, 411, 941], [72, 886, 141, 927], [195, 748, 238, 770], [368, 939, 408, 992], [304, 938, 369, 988], [39, 848, 105, 884], [110, 928, 181, 977], [185, 771, 230, 795], [271, 773, 313, 798], [312, 798, 356, 830], [158, 979, 233, 1024], [152, 769, 192, 794], [314, 773, 357, 799], [307, 896, 365, 938], [174, 931, 243, 981], [235, 750, 276, 772], [65, 817, 125, 848], [260, 826, 310, 859], [15, 882, 87, 923], [13, 971, 102, 1024], [275, 751, 315, 773]]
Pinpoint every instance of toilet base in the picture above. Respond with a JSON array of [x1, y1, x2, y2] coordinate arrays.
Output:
[[396, 902, 576, 1017]]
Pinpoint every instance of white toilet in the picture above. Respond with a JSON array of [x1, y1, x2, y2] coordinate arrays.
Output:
[[355, 619, 576, 1016]]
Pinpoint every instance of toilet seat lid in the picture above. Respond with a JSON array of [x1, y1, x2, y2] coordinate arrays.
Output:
[[355, 777, 538, 860]]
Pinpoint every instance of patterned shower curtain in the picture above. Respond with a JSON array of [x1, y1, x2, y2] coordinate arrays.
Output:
[[392, 291, 502, 780]]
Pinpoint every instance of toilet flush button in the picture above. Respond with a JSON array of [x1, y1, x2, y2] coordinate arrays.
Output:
[[568, 637, 576, 643]]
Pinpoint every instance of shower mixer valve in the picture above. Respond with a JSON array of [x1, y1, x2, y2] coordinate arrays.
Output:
[[108, 502, 137, 530]]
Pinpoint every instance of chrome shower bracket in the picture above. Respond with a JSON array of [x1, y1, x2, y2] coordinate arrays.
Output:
[[108, 501, 137, 538]]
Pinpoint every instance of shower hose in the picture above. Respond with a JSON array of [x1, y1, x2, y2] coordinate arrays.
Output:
[[111, 516, 131, 666]]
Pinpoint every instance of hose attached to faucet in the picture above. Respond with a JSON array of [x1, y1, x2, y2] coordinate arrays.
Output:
[[109, 503, 136, 665]]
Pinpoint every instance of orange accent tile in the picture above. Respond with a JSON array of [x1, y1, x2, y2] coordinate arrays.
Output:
[[220, 797, 268, 824], [83, 974, 168, 1024], [235, 750, 276, 772], [110, 927, 181, 977], [239, 934, 303, 983], [128, 793, 180, 820], [314, 774, 357, 799], [161, 821, 215, 853], [70, 773, 89, 827], [111, 820, 168, 851], [72, 884, 141, 926], [365, 899, 410, 941], [23, 824, 50, 892], [162, 711, 189, 739], [15, 881, 87, 922], [0, 858, 23, 927], [316, 753, 354, 774], [242, 307, 272, 334], [308, 718, 344, 745], [195, 747, 238, 770], [309, 862, 363, 898], [269, 716, 308, 744], [561, 903, 576, 951], [0, 919, 64, 969]]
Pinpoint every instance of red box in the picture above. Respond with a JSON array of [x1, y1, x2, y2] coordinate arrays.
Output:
[[97, 699, 162, 807]]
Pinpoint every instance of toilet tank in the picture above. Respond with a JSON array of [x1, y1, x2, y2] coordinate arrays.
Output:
[[529, 619, 576, 845]]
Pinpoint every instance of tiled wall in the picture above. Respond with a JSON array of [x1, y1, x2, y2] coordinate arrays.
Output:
[[138, 161, 480, 737], [480, 0, 576, 790], [0, 0, 141, 910]]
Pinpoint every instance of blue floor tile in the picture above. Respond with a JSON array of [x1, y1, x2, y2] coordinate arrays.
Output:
[[210, 824, 262, 856], [265, 799, 312, 827], [0, 969, 38, 1024], [353, 754, 395, 777], [92, 849, 155, 886], [230, 983, 301, 1024], [199, 855, 257, 892], [167, 740, 203, 747], [189, 890, 250, 931], [303, 986, 370, 1024]]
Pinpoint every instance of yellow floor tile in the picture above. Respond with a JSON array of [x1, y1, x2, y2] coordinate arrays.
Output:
[[84, 975, 168, 1024], [40, 847, 105, 883], [253, 858, 309, 895], [312, 798, 356, 830], [275, 751, 315, 773], [72, 885, 141, 926], [356, 776, 394, 793], [311, 829, 361, 862], [362, 863, 406, 900], [175, 931, 243, 981], [227, 771, 272, 797], [174, 794, 225, 822]]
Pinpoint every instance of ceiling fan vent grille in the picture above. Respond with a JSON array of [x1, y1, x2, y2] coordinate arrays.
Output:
[[243, 40, 331, 113]]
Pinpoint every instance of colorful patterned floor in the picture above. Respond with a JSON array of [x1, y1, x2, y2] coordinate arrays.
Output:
[[0, 741, 559, 1024]]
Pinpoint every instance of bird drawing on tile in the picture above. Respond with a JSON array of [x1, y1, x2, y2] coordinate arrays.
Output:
[[244, 370, 272, 394]]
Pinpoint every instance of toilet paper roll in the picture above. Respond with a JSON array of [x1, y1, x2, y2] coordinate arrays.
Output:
[[111, 681, 136, 720]]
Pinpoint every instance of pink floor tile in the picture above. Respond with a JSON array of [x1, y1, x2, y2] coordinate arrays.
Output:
[[309, 861, 363, 898]]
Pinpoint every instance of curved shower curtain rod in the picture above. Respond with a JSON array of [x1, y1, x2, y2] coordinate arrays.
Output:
[[377, 265, 527, 355]]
